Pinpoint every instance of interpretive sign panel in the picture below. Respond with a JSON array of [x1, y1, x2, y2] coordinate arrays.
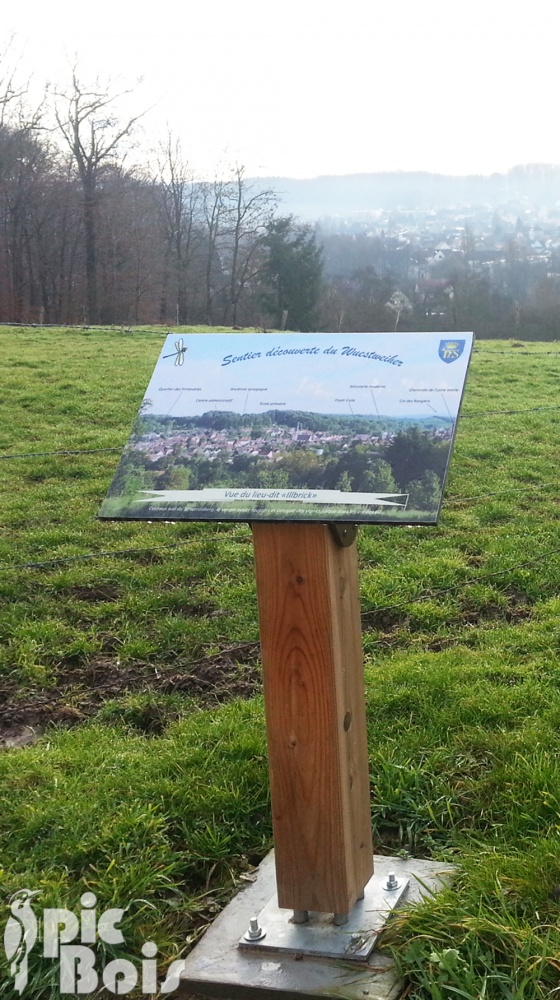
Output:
[[99, 331, 473, 524]]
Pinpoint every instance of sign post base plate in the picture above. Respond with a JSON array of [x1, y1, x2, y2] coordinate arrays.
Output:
[[238, 868, 409, 961], [180, 851, 455, 1000]]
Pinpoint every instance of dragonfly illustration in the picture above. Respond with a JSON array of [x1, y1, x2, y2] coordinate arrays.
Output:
[[163, 339, 187, 366]]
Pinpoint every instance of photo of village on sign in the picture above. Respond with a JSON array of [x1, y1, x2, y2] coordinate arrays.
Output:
[[99, 331, 473, 525]]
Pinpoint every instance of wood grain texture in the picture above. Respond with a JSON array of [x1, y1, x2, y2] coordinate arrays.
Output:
[[252, 523, 373, 914]]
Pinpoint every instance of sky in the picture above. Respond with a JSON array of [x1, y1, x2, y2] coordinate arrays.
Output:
[[4, 0, 560, 179], [142, 332, 473, 419]]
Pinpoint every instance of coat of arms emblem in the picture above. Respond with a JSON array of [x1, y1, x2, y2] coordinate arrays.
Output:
[[438, 339, 465, 363]]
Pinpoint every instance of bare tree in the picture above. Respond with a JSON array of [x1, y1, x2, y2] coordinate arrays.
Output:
[[201, 175, 229, 325], [0, 36, 29, 127], [53, 70, 144, 323], [0, 38, 49, 320], [220, 164, 277, 325], [198, 165, 278, 326], [155, 135, 204, 323]]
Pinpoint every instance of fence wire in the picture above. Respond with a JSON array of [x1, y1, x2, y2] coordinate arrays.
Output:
[[446, 482, 557, 503], [1, 368, 558, 624], [460, 404, 560, 417], [0, 540, 192, 572], [473, 349, 560, 355], [1, 536, 558, 621], [1, 404, 559, 462], [0, 447, 122, 460], [360, 544, 560, 619], [1, 325, 559, 351], [0, 477, 556, 574], [0, 323, 167, 335]]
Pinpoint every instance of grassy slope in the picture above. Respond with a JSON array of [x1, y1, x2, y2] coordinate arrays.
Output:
[[0, 327, 559, 997]]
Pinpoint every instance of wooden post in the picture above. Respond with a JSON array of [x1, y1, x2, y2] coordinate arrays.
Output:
[[252, 523, 373, 916]]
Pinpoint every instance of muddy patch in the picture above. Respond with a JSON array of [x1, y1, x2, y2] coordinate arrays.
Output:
[[0, 725, 43, 749], [361, 608, 409, 632], [162, 642, 261, 701], [164, 603, 230, 619], [64, 583, 121, 602], [460, 595, 533, 626], [0, 642, 261, 744]]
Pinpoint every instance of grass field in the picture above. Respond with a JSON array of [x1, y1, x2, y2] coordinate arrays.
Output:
[[1, 326, 559, 998]]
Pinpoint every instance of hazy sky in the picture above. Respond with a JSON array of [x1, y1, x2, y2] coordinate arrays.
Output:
[[4, 0, 560, 179]]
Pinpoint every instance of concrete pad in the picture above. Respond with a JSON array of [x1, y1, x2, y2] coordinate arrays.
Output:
[[180, 851, 455, 1000]]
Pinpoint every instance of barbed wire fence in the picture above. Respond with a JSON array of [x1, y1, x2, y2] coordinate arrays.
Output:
[[1, 345, 558, 647], [1, 402, 559, 463]]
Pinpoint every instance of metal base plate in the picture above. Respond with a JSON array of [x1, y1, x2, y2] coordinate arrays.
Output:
[[238, 872, 409, 961], [179, 851, 456, 1000]]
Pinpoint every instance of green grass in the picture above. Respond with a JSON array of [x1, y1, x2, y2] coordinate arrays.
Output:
[[0, 327, 560, 997]]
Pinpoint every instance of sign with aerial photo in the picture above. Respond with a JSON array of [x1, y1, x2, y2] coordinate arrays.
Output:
[[99, 331, 473, 524]]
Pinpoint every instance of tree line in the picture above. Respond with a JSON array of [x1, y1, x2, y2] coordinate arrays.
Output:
[[2, 57, 559, 339], [317, 226, 560, 340], [136, 410, 451, 436], [0, 67, 322, 330]]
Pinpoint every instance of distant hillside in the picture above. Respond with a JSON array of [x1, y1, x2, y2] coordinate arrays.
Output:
[[146, 411, 452, 433], [253, 165, 560, 220]]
